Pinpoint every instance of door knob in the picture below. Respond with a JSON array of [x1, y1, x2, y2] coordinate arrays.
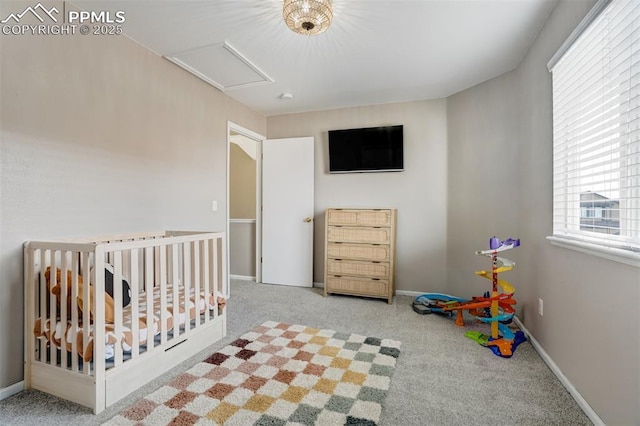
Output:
[[304, 217, 313, 223]]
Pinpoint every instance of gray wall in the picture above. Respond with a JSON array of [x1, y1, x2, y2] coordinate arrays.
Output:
[[447, 71, 521, 299], [229, 222, 256, 278], [267, 100, 448, 292], [448, 0, 639, 424], [0, 20, 266, 388]]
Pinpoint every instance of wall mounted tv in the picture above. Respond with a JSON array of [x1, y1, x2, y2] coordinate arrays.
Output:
[[328, 125, 404, 173]]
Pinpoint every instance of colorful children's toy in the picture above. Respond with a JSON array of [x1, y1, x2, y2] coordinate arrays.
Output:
[[413, 237, 526, 358]]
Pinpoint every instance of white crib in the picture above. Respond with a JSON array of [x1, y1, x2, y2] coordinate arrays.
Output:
[[23, 231, 227, 413]]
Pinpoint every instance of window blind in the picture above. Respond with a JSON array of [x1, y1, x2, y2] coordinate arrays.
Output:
[[550, 0, 640, 252]]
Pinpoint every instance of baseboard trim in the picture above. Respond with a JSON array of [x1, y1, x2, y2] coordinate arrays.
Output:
[[313, 282, 422, 299], [229, 275, 256, 281], [395, 290, 423, 297], [514, 317, 604, 426], [0, 381, 24, 401]]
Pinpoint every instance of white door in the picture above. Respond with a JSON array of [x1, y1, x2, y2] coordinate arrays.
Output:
[[262, 137, 314, 287]]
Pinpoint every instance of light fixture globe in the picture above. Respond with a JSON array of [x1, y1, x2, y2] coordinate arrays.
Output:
[[283, 0, 333, 36]]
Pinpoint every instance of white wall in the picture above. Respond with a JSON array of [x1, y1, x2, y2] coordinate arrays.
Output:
[[447, 0, 639, 424], [0, 18, 266, 389], [267, 100, 448, 292]]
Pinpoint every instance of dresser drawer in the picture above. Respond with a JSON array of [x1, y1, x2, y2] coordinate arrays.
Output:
[[327, 209, 392, 227], [327, 259, 390, 278], [327, 226, 391, 244], [326, 275, 389, 297], [327, 242, 390, 262]]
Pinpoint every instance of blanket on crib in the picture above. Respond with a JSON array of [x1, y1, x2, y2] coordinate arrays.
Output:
[[34, 283, 226, 362]]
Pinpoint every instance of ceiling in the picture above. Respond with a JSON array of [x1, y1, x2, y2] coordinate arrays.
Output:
[[74, 0, 559, 116]]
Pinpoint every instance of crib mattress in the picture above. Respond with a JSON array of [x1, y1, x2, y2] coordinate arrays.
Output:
[[33, 282, 224, 362]]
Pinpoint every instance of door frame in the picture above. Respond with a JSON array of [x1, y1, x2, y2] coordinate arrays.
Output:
[[227, 121, 265, 294]]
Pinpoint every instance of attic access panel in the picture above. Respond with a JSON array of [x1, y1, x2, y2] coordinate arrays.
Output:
[[165, 41, 273, 91]]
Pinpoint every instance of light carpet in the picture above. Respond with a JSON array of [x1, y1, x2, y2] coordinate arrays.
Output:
[[106, 320, 401, 425]]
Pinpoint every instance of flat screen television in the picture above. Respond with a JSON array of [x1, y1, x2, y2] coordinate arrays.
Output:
[[328, 125, 404, 173]]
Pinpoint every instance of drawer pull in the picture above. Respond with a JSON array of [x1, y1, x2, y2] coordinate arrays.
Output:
[[335, 275, 342, 277], [372, 261, 380, 264], [372, 278, 380, 281], [335, 259, 342, 261]]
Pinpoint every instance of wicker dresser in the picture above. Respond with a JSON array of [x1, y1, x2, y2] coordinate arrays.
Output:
[[324, 208, 397, 304]]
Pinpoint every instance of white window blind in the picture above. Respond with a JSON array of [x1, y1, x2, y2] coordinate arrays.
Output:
[[550, 0, 640, 254]]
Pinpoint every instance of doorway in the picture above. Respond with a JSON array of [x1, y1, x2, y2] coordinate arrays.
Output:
[[227, 124, 315, 291], [227, 122, 264, 294]]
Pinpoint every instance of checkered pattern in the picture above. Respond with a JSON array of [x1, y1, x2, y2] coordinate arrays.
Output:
[[106, 321, 401, 425]]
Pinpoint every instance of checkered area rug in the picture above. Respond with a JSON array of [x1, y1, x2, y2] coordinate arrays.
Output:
[[106, 321, 401, 425]]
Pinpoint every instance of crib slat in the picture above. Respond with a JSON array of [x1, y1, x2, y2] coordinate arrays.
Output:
[[193, 241, 201, 328], [114, 251, 123, 367], [123, 250, 131, 288], [212, 238, 218, 320], [154, 246, 160, 290], [49, 250, 57, 366], [130, 249, 140, 358], [71, 254, 79, 372], [145, 247, 154, 350], [93, 247, 106, 413], [38, 250, 46, 364], [60, 254, 68, 369], [159, 245, 168, 345], [82, 252, 91, 375], [183, 242, 191, 333], [202, 241, 210, 324], [172, 244, 180, 338]]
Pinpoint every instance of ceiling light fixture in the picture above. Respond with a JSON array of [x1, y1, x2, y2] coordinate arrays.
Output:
[[283, 0, 333, 36]]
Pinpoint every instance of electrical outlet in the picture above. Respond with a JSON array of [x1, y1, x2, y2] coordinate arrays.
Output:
[[211, 200, 218, 212], [538, 298, 544, 316]]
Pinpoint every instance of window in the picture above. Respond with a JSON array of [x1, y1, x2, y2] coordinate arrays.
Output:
[[548, 0, 640, 265]]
